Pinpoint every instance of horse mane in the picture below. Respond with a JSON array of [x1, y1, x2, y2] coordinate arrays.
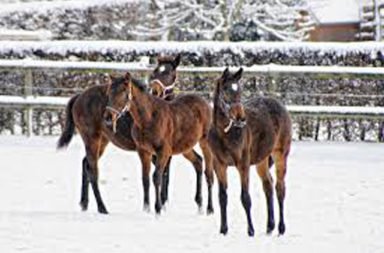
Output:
[[212, 78, 222, 126], [131, 77, 148, 92]]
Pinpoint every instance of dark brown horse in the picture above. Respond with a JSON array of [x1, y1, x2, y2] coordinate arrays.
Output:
[[57, 55, 203, 214], [208, 68, 292, 236], [148, 54, 180, 100], [105, 72, 214, 214]]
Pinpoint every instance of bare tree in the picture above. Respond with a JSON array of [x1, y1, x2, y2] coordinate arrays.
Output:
[[129, 0, 318, 41]]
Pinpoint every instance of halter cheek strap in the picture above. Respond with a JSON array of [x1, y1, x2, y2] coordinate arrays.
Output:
[[105, 104, 130, 133], [224, 119, 233, 133]]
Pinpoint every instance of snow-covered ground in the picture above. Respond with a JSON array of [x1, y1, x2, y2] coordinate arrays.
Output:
[[0, 136, 383, 253]]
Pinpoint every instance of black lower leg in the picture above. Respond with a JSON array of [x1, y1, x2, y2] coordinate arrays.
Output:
[[161, 157, 171, 205], [194, 170, 202, 209], [205, 169, 214, 214], [80, 157, 90, 211], [263, 180, 275, 234], [86, 163, 108, 214], [241, 189, 254, 236], [276, 183, 286, 235], [219, 183, 228, 235], [152, 169, 162, 214], [142, 175, 150, 211]]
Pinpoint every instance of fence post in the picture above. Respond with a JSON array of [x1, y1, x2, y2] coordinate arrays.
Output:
[[24, 69, 33, 137]]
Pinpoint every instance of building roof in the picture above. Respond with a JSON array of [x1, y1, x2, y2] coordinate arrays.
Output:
[[309, 0, 360, 25]]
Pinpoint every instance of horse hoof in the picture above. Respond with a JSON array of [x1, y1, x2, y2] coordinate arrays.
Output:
[[206, 206, 214, 215], [143, 204, 150, 213], [267, 221, 275, 234], [155, 203, 162, 214], [248, 227, 255, 237], [278, 222, 286, 235], [220, 226, 228, 235], [194, 195, 202, 208], [98, 207, 109, 214], [79, 202, 88, 211]]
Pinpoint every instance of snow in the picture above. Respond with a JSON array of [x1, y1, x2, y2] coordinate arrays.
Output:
[[0, 40, 383, 58], [0, 136, 383, 252], [287, 105, 384, 117], [309, 0, 360, 24], [0, 29, 52, 41], [0, 95, 69, 108], [0, 0, 140, 16]]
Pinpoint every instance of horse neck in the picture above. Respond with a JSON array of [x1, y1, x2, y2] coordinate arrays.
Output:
[[129, 86, 156, 128], [213, 91, 227, 128]]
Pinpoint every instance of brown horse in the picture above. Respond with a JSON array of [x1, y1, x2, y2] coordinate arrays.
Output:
[[208, 68, 292, 236], [105, 72, 214, 214], [57, 55, 203, 214]]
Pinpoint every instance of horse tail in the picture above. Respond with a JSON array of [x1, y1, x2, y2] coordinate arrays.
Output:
[[57, 94, 79, 149]]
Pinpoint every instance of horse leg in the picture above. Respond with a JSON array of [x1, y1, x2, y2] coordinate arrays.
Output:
[[182, 149, 203, 210], [140, 150, 152, 212], [153, 148, 171, 214], [80, 156, 90, 211], [272, 150, 288, 235], [152, 155, 172, 205], [256, 157, 275, 234], [238, 164, 254, 237], [199, 139, 214, 214], [214, 161, 228, 234], [161, 157, 172, 205], [81, 136, 108, 213], [85, 144, 108, 214]]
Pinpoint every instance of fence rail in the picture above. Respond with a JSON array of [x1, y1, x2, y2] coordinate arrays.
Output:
[[1, 59, 384, 75], [0, 59, 383, 136]]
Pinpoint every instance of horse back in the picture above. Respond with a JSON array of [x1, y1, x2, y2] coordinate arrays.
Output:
[[168, 94, 212, 153], [244, 97, 292, 164], [170, 94, 212, 129]]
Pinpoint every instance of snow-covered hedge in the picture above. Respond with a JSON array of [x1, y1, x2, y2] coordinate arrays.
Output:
[[0, 41, 383, 141], [0, 0, 141, 40]]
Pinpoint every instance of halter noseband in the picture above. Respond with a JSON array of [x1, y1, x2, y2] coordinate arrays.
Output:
[[149, 79, 176, 98]]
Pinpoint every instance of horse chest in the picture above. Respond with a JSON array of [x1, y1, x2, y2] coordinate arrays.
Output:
[[209, 129, 246, 166]]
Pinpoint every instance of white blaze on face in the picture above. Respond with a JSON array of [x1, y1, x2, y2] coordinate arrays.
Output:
[[159, 65, 166, 73], [231, 83, 239, 91]]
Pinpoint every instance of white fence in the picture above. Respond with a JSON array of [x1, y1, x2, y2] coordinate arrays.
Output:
[[0, 59, 384, 136]]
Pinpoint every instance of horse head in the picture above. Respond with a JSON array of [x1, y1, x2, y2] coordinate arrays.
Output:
[[214, 67, 246, 133], [104, 72, 132, 132], [148, 54, 180, 99]]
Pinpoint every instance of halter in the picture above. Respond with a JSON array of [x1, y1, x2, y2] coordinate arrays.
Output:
[[217, 92, 246, 133], [149, 79, 176, 98]]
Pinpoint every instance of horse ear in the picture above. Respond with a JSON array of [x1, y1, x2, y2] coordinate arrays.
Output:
[[173, 54, 181, 68], [222, 67, 229, 79], [233, 67, 243, 81]]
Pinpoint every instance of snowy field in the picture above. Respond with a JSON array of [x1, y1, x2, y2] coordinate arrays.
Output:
[[0, 135, 383, 253]]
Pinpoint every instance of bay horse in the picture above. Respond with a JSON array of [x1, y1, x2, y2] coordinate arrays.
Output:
[[208, 68, 292, 236], [105, 72, 214, 214], [57, 55, 204, 214]]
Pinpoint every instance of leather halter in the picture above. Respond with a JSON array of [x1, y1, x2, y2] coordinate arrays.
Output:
[[217, 92, 246, 133]]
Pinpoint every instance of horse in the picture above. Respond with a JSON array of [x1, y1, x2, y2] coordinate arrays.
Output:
[[208, 67, 292, 236], [57, 55, 204, 214], [105, 72, 214, 214]]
